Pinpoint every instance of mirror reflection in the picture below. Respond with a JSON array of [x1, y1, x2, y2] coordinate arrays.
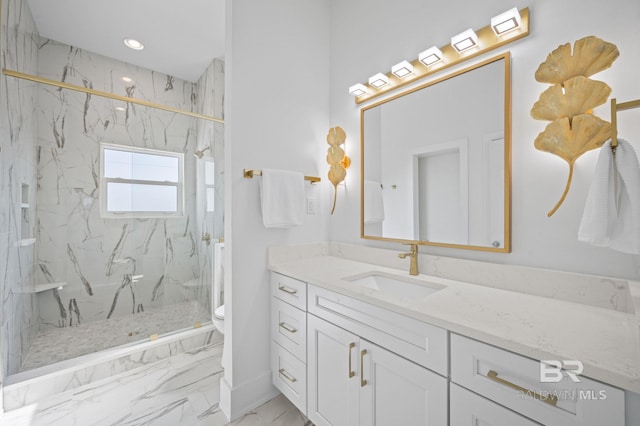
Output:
[[361, 53, 511, 252]]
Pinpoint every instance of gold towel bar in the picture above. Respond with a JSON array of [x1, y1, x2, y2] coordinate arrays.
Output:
[[611, 97, 640, 148], [243, 168, 321, 183]]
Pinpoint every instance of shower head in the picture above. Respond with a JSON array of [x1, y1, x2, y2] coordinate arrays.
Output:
[[194, 146, 210, 159]]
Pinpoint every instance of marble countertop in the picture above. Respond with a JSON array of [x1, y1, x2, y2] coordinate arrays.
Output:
[[269, 255, 640, 394]]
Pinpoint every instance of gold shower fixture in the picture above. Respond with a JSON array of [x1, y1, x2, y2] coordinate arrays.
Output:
[[194, 146, 210, 159]]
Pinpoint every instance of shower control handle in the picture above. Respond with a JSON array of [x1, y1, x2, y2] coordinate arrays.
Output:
[[202, 233, 211, 245]]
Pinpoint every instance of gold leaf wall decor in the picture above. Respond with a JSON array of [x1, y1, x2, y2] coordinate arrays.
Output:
[[326, 126, 349, 214], [534, 36, 619, 84], [531, 76, 611, 121], [531, 36, 619, 217]]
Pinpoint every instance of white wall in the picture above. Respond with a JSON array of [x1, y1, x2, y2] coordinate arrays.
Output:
[[329, 0, 640, 280], [223, 0, 331, 418]]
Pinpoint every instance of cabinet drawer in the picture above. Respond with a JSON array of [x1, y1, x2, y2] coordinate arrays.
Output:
[[308, 284, 448, 376], [271, 297, 306, 361], [271, 342, 307, 415], [450, 334, 624, 426], [450, 383, 540, 426], [271, 272, 307, 310]]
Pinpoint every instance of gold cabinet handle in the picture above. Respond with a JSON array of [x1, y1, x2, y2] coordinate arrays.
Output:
[[360, 349, 368, 387], [279, 368, 297, 383], [278, 322, 297, 333], [278, 285, 297, 296], [348, 342, 356, 378], [487, 370, 558, 407]]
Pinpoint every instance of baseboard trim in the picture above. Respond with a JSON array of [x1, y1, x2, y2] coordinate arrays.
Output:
[[220, 370, 279, 421]]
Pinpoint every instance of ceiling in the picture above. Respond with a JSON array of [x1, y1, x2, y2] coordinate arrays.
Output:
[[27, 0, 225, 83]]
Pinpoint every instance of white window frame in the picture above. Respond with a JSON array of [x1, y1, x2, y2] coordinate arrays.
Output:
[[100, 143, 185, 219]]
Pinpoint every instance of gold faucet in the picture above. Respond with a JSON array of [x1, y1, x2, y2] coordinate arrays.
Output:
[[398, 244, 419, 276]]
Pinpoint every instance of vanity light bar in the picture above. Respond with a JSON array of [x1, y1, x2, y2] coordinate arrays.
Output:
[[349, 83, 368, 96], [418, 46, 443, 67], [348, 6, 529, 104], [451, 29, 479, 53], [491, 7, 521, 35], [391, 60, 414, 78], [368, 73, 389, 88]]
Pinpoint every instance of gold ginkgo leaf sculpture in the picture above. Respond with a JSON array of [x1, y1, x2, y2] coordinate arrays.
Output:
[[531, 76, 611, 121], [534, 36, 619, 84], [531, 35, 619, 217], [326, 126, 350, 214]]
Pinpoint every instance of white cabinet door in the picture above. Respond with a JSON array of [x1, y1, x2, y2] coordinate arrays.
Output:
[[450, 383, 540, 426], [359, 339, 448, 426], [308, 314, 360, 426]]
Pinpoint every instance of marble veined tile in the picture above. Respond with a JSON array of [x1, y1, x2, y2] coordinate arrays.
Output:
[[2, 342, 223, 425], [225, 394, 313, 426], [1, 342, 312, 426]]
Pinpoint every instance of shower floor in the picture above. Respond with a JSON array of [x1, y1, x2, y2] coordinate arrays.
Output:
[[20, 301, 211, 372]]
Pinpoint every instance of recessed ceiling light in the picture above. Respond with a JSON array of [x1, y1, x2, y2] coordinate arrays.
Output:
[[123, 38, 144, 51], [122, 76, 133, 83]]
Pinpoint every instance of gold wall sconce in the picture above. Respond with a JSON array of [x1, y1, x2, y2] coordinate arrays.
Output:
[[326, 126, 351, 214], [531, 36, 619, 217], [348, 6, 529, 104]]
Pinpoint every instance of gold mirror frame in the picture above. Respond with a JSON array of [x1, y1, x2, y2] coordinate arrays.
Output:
[[360, 52, 512, 253]]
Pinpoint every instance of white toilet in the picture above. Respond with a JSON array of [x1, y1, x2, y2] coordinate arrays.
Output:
[[212, 242, 229, 368]]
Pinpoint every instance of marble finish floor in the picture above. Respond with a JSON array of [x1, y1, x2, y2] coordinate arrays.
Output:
[[21, 301, 211, 371], [2, 341, 312, 425]]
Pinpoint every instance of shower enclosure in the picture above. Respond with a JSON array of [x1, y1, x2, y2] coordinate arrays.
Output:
[[0, 0, 225, 385]]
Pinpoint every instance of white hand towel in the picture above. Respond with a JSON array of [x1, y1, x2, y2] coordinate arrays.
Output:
[[364, 180, 385, 223], [578, 139, 640, 254], [260, 169, 305, 228]]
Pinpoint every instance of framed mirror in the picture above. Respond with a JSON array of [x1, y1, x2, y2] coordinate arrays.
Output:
[[361, 52, 511, 252]]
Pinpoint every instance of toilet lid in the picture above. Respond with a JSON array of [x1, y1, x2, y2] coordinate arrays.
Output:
[[214, 304, 225, 320]]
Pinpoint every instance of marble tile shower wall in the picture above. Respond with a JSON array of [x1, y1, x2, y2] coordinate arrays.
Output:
[[34, 40, 212, 336], [0, 0, 40, 379]]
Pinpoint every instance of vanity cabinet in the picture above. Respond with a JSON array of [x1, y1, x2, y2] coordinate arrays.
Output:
[[269, 271, 626, 426], [450, 334, 624, 426], [450, 383, 540, 426], [307, 314, 448, 426], [270, 273, 308, 413]]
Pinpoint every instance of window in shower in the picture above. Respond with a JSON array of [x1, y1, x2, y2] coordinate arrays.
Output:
[[100, 144, 184, 218]]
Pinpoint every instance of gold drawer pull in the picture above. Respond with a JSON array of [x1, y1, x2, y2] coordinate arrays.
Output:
[[279, 368, 297, 383], [279, 322, 298, 333], [348, 342, 356, 378], [278, 285, 298, 296], [360, 349, 368, 387], [487, 370, 558, 407]]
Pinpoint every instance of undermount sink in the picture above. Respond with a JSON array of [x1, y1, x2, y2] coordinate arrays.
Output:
[[343, 271, 445, 299]]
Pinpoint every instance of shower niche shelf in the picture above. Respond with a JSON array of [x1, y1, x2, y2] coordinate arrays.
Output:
[[33, 282, 67, 293], [14, 282, 67, 294], [16, 238, 36, 247], [20, 183, 33, 245]]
